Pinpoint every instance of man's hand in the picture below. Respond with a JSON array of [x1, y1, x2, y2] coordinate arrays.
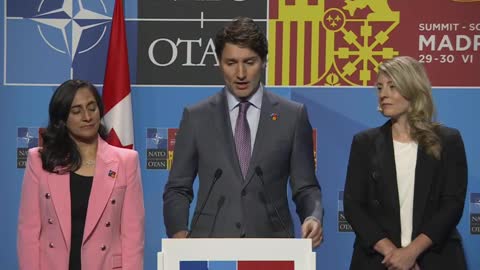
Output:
[[172, 230, 188, 238], [301, 218, 323, 248]]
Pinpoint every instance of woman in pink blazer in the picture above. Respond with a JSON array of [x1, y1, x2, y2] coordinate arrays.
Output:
[[17, 80, 145, 270]]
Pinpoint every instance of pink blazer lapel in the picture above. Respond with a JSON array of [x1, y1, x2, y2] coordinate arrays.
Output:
[[47, 172, 71, 250], [82, 139, 119, 244]]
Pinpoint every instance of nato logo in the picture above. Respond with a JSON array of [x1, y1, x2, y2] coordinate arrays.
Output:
[[17, 127, 42, 168], [5, 0, 112, 85], [146, 128, 177, 170], [470, 192, 480, 234], [338, 191, 353, 232]]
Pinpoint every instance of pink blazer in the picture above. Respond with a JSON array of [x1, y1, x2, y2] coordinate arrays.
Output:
[[17, 138, 145, 270]]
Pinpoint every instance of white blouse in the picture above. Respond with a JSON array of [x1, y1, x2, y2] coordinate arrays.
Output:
[[393, 140, 418, 247]]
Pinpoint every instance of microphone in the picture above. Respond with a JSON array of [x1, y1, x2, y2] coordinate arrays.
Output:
[[208, 196, 226, 238], [188, 168, 223, 238], [255, 166, 293, 238]]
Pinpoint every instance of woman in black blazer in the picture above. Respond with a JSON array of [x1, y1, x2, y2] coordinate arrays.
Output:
[[344, 56, 468, 270]]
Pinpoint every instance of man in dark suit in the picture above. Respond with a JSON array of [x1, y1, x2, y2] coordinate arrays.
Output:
[[163, 17, 323, 247]]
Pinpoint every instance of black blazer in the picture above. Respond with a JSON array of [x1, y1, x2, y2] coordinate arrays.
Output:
[[343, 121, 467, 270]]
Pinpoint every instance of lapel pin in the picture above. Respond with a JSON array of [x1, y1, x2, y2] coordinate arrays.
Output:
[[270, 113, 278, 121], [108, 170, 117, 179]]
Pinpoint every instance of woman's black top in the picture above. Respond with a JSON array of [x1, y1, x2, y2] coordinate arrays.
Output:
[[68, 172, 93, 270]]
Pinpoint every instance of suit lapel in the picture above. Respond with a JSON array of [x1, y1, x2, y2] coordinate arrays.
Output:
[[243, 91, 277, 187], [412, 146, 436, 235], [211, 90, 244, 180], [82, 139, 118, 244], [375, 122, 402, 245], [377, 122, 401, 214], [47, 172, 71, 250]]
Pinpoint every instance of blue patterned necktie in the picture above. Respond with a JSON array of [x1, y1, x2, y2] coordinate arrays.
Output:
[[234, 101, 251, 179]]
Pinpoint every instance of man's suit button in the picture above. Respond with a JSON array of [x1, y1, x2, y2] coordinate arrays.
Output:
[[48, 242, 54, 248], [48, 218, 54, 224], [241, 190, 246, 196], [105, 221, 111, 227], [101, 245, 107, 251], [235, 222, 241, 229], [111, 199, 116, 205], [45, 193, 51, 199], [372, 200, 380, 206]]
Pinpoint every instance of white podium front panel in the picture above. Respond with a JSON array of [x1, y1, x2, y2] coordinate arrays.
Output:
[[158, 238, 315, 270]]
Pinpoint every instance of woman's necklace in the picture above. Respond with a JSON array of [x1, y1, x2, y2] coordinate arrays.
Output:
[[83, 159, 96, 167]]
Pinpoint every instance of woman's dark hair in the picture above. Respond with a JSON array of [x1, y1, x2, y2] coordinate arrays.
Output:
[[214, 16, 268, 61], [40, 79, 108, 173]]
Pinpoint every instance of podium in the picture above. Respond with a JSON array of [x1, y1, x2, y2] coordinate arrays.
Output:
[[158, 238, 315, 270]]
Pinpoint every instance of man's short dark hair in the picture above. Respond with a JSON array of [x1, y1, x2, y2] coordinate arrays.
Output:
[[214, 17, 268, 61]]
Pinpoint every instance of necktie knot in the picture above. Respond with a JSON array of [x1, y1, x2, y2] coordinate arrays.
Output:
[[238, 101, 250, 114]]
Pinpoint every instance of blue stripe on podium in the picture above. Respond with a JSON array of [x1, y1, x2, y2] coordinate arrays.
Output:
[[209, 261, 236, 270], [179, 261, 208, 270]]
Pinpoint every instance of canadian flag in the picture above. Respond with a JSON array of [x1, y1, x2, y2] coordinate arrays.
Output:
[[102, 0, 134, 149]]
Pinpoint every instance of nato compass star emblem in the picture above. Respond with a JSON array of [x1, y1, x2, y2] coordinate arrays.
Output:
[[21, 130, 35, 146], [17, 128, 39, 149], [146, 128, 168, 150], [151, 132, 164, 146], [5, 0, 112, 85], [472, 193, 480, 214], [33, 0, 110, 60]]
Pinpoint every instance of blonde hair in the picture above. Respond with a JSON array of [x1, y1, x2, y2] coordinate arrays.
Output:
[[378, 56, 441, 159]]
